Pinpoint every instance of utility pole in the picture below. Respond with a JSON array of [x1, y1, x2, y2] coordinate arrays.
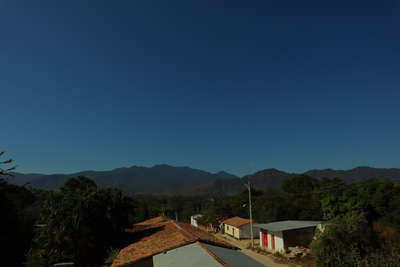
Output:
[[245, 177, 254, 248]]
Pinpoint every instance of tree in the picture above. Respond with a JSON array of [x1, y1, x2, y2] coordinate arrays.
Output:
[[281, 174, 319, 220], [312, 178, 400, 266], [311, 211, 377, 267], [0, 151, 37, 267], [255, 189, 292, 223], [0, 151, 16, 177], [27, 177, 136, 267]]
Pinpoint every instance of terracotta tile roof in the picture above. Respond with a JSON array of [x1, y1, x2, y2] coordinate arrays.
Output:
[[127, 216, 173, 233], [112, 217, 237, 267], [223, 217, 251, 227], [133, 216, 172, 225]]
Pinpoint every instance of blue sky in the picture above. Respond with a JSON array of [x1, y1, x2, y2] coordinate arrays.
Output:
[[2, 1, 400, 176]]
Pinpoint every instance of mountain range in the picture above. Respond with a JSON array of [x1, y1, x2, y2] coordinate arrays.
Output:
[[8, 165, 400, 195]]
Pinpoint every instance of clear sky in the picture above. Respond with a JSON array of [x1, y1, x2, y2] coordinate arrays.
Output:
[[2, 1, 400, 176]]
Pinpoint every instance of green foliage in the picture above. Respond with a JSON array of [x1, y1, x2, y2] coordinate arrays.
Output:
[[255, 189, 292, 222], [0, 180, 37, 266], [0, 151, 16, 177], [102, 249, 120, 267], [0, 152, 37, 267], [251, 245, 271, 255], [279, 174, 323, 221], [24, 247, 70, 267], [27, 176, 136, 267], [312, 178, 400, 266], [281, 174, 318, 194], [321, 178, 398, 224], [311, 212, 377, 266]]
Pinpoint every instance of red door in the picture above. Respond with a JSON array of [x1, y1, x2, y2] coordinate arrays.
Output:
[[262, 230, 268, 247]]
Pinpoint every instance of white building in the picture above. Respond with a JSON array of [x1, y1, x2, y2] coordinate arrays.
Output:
[[223, 217, 259, 240], [254, 220, 322, 251], [190, 214, 203, 228]]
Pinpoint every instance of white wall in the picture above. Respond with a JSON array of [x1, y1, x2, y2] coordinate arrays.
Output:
[[224, 224, 240, 239], [260, 230, 284, 251], [191, 217, 198, 227], [271, 231, 284, 251], [190, 215, 202, 228]]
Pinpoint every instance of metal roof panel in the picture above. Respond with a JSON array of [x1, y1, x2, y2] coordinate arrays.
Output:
[[153, 242, 224, 267], [202, 243, 266, 267], [254, 220, 321, 232]]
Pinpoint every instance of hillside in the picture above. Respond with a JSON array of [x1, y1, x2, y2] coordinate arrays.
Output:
[[304, 166, 400, 183], [9, 165, 237, 195], [8, 165, 400, 195]]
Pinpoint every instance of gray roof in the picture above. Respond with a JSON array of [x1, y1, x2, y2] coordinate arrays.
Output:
[[254, 220, 322, 232], [153, 242, 224, 267], [152, 242, 266, 267], [202, 243, 266, 267]]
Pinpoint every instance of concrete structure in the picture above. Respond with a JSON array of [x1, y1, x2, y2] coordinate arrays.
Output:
[[223, 217, 259, 240], [190, 214, 203, 228], [254, 220, 322, 252]]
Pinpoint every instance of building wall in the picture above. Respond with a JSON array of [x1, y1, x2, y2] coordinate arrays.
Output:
[[224, 224, 241, 239], [191, 217, 198, 227], [259, 230, 284, 251], [282, 227, 315, 248], [225, 223, 260, 240], [241, 224, 259, 239], [190, 215, 202, 228], [270, 231, 284, 251], [260, 227, 317, 251]]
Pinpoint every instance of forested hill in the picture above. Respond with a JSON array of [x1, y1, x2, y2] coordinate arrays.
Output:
[[305, 166, 400, 183], [9, 165, 237, 194], [9, 165, 400, 195]]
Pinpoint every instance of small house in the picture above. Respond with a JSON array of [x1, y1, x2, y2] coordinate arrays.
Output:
[[254, 220, 322, 251], [223, 217, 259, 240]]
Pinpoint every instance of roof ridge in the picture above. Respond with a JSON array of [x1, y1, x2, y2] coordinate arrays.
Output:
[[170, 220, 198, 241], [196, 241, 230, 267]]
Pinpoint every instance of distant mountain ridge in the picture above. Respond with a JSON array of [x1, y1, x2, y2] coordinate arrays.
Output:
[[9, 165, 237, 194], [8, 165, 400, 195], [305, 166, 400, 183]]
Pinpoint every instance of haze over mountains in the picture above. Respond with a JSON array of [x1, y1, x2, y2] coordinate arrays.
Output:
[[9, 165, 400, 195]]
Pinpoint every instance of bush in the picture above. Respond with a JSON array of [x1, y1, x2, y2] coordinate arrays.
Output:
[[311, 212, 377, 267]]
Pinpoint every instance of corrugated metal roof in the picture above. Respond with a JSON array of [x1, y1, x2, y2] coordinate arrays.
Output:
[[152, 242, 266, 267], [153, 242, 224, 267], [202, 243, 266, 267], [254, 220, 321, 232]]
